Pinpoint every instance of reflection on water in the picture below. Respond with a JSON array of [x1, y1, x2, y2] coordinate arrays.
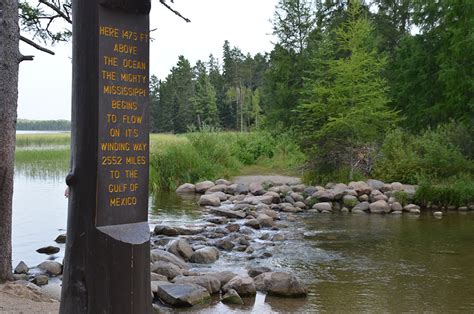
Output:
[[149, 192, 201, 226], [12, 166, 474, 313], [12, 172, 68, 267]]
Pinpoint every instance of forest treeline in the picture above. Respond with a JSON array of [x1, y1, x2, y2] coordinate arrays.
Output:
[[150, 0, 473, 186], [17, 119, 71, 131], [150, 0, 473, 134]]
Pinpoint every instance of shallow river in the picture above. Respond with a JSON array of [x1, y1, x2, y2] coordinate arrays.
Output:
[[12, 170, 474, 312]]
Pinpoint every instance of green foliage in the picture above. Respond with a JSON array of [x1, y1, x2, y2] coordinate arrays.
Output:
[[374, 125, 473, 184], [393, 191, 409, 206], [15, 134, 70, 178], [152, 43, 269, 133], [414, 176, 474, 208], [149, 131, 305, 191], [296, 0, 398, 180]]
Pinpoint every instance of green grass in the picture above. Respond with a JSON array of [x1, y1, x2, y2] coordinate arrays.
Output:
[[16, 133, 70, 147], [14, 132, 306, 186], [414, 175, 474, 208], [150, 133, 188, 152], [149, 131, 306, 191]]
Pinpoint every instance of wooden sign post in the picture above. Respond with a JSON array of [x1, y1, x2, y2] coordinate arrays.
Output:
[[60, 0, 152, 312]]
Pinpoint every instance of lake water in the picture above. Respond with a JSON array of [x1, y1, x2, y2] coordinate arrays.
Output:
[[12, 168, 474, 312]]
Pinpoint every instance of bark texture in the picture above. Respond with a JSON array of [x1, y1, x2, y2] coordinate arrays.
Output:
[[0, 0, 20, 283]]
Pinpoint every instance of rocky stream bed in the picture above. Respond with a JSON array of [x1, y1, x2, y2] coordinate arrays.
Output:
[[11, 177, 474, 311]]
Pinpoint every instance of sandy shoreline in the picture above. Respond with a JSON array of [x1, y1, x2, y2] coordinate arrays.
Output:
[[0, 283, 59, 314]]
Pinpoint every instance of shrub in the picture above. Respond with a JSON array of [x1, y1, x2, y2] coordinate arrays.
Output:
[[374, 125, 473, 184], [414, 176, 474, 208], [150, 131, 305, 191], [393, 191, 408, 206]]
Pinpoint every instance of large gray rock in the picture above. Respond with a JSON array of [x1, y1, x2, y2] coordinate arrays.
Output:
[[391, 182, 404, 191], [291, 184, 306, 192], [174, 226, 205, 235], [254, 272, 307, 297], [190, 247, 219, 264], [369, 200, 391, 214], [150, 249, 188, 269], [167, 239, 194, 261], [221, 289, 244, 305], [176, 183, 196, 193], [313, 202, 332, 212], [249, 182, 265, 195], [370, 190, 388, 202], [313, 190, 334, 202], [151, 273, 169, 282], [260, 208, 278, 220], [206, 184, 228, 193], [36, 246, 60, 255], [257, 214, 274, 228], [391, 202, 403, 212], [173, 275, 221, 294], [248, 266, 271, 278], [242, 195, 273, 205], [290, 192, 304, 203], [280, 203, 301, 213], [214, 238, 235, 251], [151, 261, 183, 280], [54, 234, 66, 244], [154, 225, 178, 236], [263, 191, 281, 203], [198, 194, 221, 207], [210, 207, 246, 219], [403, 204, 421, 213], [38, 261, 62, 276], [353, 201, 370, 212], [225, 183, 249, 195], [222, 276, 256, 297], [195, 181, 215, 193], [156, 283, 210, 307], [215, 179, 232, 185], [332, 183, 348, 200], [348, 181, 372, 195], [367, 179, 385, 191], [14, 261, 29, 274], [210, 192, 228, 201], [211, 271, 238, 287], [33, 275, 49, 286]]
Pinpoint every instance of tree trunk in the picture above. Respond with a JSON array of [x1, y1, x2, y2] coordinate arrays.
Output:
[[0, 0, 20, 283]]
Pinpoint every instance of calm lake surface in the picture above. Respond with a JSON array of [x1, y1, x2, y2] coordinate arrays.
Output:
[[12, 166, 474, 312]]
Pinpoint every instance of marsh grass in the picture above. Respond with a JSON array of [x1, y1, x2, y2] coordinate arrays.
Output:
[[16, 133, 70, 147], [150, 131, 306, 191], [415, 175, 474, 208], [14, 132, 306, 186]]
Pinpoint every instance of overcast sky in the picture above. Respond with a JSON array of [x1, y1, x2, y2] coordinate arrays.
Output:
[[17, 0, 277, 120]]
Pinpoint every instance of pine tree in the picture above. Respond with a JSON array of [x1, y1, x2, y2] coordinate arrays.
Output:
[[297, 0, 398, 179]]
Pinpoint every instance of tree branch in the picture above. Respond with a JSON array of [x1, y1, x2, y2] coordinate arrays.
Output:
[[19, 55, 35, 62], [159, 0, 191, 23], [38, 0, 72, 24], [20, 36, 55, 55]]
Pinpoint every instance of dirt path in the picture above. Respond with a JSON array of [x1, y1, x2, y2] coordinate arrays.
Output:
[[0, 282, 59, 314], [233, 175, 301, 186]]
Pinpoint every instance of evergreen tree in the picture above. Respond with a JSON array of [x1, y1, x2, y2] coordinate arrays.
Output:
[[149, 75, 160, 132], [192, 61, 219, 129], [170, 56, 195, 133], [297, 0, 398, 178], [273, 0, 315, 54]]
